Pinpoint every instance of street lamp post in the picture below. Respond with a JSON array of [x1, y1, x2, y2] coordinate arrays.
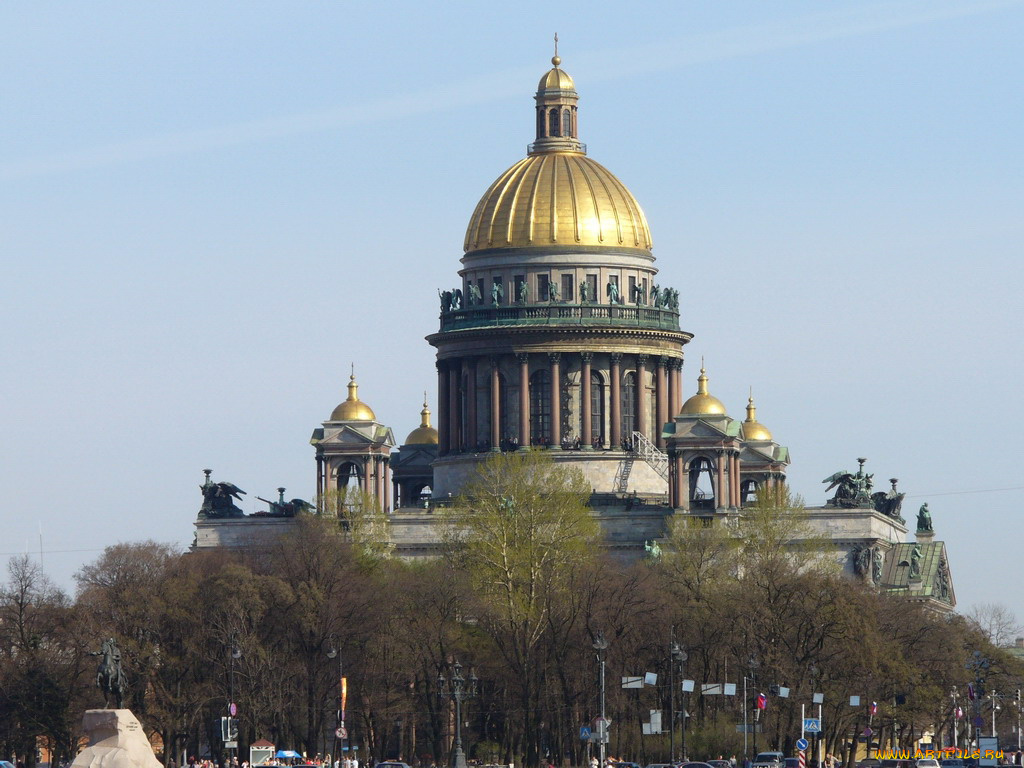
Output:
[[228, 637, 241, 766], [438, 661, 477, 768], [594, 632, 609, 768], [669, 638, 687, 762], [966, 651, 991, 751], [327, 634, 344, 766]]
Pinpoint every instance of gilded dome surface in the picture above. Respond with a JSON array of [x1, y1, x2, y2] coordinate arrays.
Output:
[[330, 374, 376, 421], [405, 399, 438, 445], [679, 367, 728, 416], [464, 152, 653, 253], [538, 66, 575, 91]]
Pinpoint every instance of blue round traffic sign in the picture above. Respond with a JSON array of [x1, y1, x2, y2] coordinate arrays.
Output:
[[796, 739, 809, 751]]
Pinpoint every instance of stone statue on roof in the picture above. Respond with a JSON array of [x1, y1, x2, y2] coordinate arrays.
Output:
[[917, 502, 933, 533], [909, 543, 922, 579]]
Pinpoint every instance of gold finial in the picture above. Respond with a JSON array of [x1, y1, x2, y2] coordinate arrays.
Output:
[[696, 363, 709, 395], [346, 367, 359, 401], [746, 388, 757, 422], [419, 395, 432, 428], [552, 33, 561, 67]]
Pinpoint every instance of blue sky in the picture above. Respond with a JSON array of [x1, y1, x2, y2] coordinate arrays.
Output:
[[2, 0, 1022, 620]]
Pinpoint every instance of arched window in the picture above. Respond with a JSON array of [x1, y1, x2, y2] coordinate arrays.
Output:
[[563, 108, 572, 137], [688, 457, 716, 510], [530, 369, 551, 444], [537, 109, 545, 138], [589, 371, 605, 447], [549, 108, 560, 137], [621, 372, 636, 444]]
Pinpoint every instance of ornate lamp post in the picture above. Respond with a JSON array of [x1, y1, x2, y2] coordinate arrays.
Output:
[[668, 635, 687, 762], [593, 632, 609, 768], [966, 651, 991, 751], [438, 661, 477, 768], [228, 636, 241, 765]]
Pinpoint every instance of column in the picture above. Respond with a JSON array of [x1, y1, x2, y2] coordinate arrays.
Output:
[[655, 357, 668, 450], [316, 455, 324, 510], [489, 357, 501, 451], [581, 352, 593, 449], [549, 352, 561, 448], [636, 354, 649, 441], [716, 451, 725, 510], [671, 360, 683, 415], [667, 360, 677, 419], [518, 353, 530, 448], [675, 456, 686, 509], [448, 363, 460, 453], [383, 460, 391, 513], [610, 353, 622, 448], [466, 358, 478, 451], [375, 456, 384, 508], [437, 362, 449, 456]]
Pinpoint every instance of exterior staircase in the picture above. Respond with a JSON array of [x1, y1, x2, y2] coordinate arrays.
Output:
[[631, 431, 669, 481], [613, 456, 635, 493]]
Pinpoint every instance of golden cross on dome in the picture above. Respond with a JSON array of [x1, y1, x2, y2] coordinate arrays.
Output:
[[552, 33, 560, 66]]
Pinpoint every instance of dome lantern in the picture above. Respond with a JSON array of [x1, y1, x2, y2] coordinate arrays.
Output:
[[530, 35, 585, 155]]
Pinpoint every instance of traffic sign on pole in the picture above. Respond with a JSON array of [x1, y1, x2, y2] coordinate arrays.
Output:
[[580, 726, 591, 741], [796, 739, 809, 751], [803, 719, 822, 733]]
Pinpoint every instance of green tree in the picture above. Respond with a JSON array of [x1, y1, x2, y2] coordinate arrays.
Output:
[[443, 450, 598, 767]]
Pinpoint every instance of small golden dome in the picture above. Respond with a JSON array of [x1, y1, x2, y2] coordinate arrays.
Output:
[[679, 366, 728, 416], [405, 396, 438, 445], [464, 153, 652, 252], [330, 372, 376, 421], [538, 65, 575, 91], [742, 393, 773, 441]]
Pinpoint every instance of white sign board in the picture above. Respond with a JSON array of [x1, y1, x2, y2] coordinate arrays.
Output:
[[622, 676, 644, 689]]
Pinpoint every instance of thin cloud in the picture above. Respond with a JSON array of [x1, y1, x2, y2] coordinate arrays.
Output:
[[2, 0, 1019, 181]]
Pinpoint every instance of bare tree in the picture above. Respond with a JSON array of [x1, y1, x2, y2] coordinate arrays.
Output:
[[966, 602, 1023, 647]]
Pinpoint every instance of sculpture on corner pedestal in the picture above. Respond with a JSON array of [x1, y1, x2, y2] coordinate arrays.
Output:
[[822, 458, 874, 508], [199, 470, 246, 519], [917, 502, 933, 533]]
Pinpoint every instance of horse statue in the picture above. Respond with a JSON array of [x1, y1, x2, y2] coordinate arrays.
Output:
[[91, 637, 128, 709]]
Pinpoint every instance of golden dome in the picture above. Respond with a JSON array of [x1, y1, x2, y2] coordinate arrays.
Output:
[[404, 396, 438, 445], [464, 152, 653, 252], [330, 372, 376, 421], [742, 394, 773, 441], [538, 64, 575, 91], [679, 366, 728, 416]]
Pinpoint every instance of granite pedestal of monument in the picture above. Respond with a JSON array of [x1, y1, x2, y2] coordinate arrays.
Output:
[[71, 710, 162, 768]]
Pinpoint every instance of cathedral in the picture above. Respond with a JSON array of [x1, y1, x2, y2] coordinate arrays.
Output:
[[193, 54, 954, 612]]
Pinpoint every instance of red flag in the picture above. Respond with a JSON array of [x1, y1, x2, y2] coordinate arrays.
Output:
[[756, 693, 768, 710], [967, 684, 976, 701], [870, 701, 878, 715], [956, 706, 963, 719]]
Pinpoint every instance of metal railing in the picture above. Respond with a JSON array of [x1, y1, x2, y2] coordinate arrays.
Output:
[[631, 430, 669, 481], [439, 302, 681, 332]]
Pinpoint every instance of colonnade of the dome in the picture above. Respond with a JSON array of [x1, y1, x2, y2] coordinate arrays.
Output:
[[434, 350, 684, 455]]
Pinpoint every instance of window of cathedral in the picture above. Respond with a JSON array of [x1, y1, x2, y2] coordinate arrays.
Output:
[[530, 369, 551, 444], [537, 109, 545, 138], [590, 371, 605, 447], [514, 275, 525, 301], [586, 274, 597, 302], [563, 108, 572, 136], [622, 372, 636, 439], [538, 274, 550, 302], [642, 277, 648, 302], [689, 457, 716, 510], [477, 278, 485, 303], [549, 108, 560, 137], [628, 276, 637, 303], [561, 274, 574, 302]]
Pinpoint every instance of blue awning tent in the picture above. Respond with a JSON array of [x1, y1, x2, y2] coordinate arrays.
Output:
[[275, 751, 302, 759]]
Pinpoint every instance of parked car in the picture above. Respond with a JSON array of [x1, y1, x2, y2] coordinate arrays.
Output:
[[375, 762, 412, 768], [681, 762, 714, 768], [753, 754, 785, 768], [917, 760, 940, 768], [707, 761, 732, 768], [939, 761, 965, 768], [786, 759, 801, 768]]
